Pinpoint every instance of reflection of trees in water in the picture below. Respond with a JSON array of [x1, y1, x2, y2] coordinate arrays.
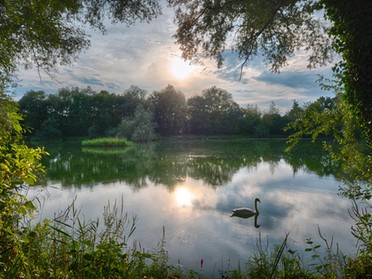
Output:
[[284, 141, 341, 177], [187, 157, 239, 187], [40, 139, 341, 189]]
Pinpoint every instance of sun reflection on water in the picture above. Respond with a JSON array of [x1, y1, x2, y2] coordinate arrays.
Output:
[[175, 187, 194, 207]]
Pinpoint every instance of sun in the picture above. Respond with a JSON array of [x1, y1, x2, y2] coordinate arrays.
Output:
[[170, 57, 194, 80]]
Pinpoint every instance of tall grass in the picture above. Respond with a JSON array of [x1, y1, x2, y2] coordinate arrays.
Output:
[[6, 198, 200, 278], [2, 198, 371, 278], [81, 137, 133, 147]]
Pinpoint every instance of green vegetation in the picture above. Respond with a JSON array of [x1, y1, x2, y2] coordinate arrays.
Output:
[[1, 0, 371, 278], [286, 78, 371, 202], [243, 232, 372, 279], [82, 137, 133, 148], [0, 93, 48, 275], [0, 0, 161, 89], [18, 86, 343, 141], [2, 197, 371, 278], [2, 198, 200, 278], [169, 0, 372, 147]]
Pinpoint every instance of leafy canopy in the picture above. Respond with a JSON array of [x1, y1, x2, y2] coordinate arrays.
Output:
[[168, 0, 332, 73], [168, 0, 372, 146], [0, 0, 161, 87]]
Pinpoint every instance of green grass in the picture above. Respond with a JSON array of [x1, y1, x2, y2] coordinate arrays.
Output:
[[81, 137, 133, 147], [2, 198, 371, 279]]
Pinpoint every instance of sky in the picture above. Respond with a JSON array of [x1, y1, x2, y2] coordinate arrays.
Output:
[[12, 3, 335, 113]]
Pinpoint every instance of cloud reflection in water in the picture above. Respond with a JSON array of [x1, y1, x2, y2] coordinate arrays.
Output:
[[29, 140, 356, 276]]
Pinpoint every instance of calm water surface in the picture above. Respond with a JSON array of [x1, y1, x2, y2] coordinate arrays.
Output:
[[29, 139, 356, 277]]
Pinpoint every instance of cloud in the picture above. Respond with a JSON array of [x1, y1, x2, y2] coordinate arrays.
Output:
[[77, 76, 121, 90], [255, 71, 318, 89], [11, 3, 336, 112]]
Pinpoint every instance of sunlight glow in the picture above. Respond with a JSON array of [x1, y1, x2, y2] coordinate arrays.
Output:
[[170, 57, 194, 80], [175, 187, 194, 207]]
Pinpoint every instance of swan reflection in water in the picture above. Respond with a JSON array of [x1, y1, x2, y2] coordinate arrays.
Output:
[[230, 198, 261, 228]]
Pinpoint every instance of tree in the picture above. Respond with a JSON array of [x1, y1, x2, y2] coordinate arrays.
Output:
[[168, 0, 372, 146], [240, 105, 262, 136], [116, 104, 156, 142], [321, 0, 372, 146], [149, 85, 187, 136], [33, 116, 63, 140], [0, 92, 47, 271], [17, 87, 152, 139], [287, 93, 370, 185], [285, 100, 303, 122], [169, 0, 332, 71], [18, 90, 49, 136], [187, 95, 209, 134], [119, 85, 148, 119], [261, 101, 288, 136], [188, 87, 243, 135], [201, 86, 243, 134], [0, 0, 161, 87]]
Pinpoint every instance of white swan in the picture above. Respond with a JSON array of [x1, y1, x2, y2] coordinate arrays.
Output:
[[231, 198, 261, 218]]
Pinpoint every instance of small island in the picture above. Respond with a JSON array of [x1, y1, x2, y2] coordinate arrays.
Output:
[[81, 137, 133, 148]]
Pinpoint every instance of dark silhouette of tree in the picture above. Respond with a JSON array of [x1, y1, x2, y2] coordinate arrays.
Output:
[[150, 85, 187, 136], [168, 0, 372, 147]]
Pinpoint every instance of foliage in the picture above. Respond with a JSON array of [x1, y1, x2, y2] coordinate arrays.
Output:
[[320, 0, 372, 147], [2, 0, 370, 275], [168, 0, 332, 72], [150, 85, 188, 136], [19, 86, 298, 139], [239, 105, 261, 136], [348, 200, 372, 259], [81, 137, 133, 148], [286, 82, 371, 201], [246, 234, 294, 279], [188, 86, 243, 135], [168, 0, 372, 147], [244, 231, 368, 279], [0, 0, 161, 87], [0, 92, 47, 273], [218, 231, 372, 279], [18, 87, 149, 139], [116, 104, 157, 142], [1, 198, 202, 278], [2, 192, 371, 278], [187, 95, 209, 134], [285, 76, 371, 264]]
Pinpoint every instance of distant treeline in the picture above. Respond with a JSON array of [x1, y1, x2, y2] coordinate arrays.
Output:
[[18, 85, 337, 141]]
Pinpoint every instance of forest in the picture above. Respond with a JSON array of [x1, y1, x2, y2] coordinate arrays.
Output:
[[18, 85, 338, 141]]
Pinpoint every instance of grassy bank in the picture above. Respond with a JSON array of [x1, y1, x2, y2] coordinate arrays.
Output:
[[81, 137, 133, 147], [2, 199, 370, 279]]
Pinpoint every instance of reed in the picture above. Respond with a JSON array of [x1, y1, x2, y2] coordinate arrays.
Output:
[[2, 199, 370, 278]]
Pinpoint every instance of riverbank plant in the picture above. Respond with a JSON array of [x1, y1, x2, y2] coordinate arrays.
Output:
[[4, 198, 203, 278], [2, 196, 371, 278], [81, 137, 133, 148]]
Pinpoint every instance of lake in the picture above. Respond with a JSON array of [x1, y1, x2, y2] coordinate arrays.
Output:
[[28, 139, 357, 277]]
